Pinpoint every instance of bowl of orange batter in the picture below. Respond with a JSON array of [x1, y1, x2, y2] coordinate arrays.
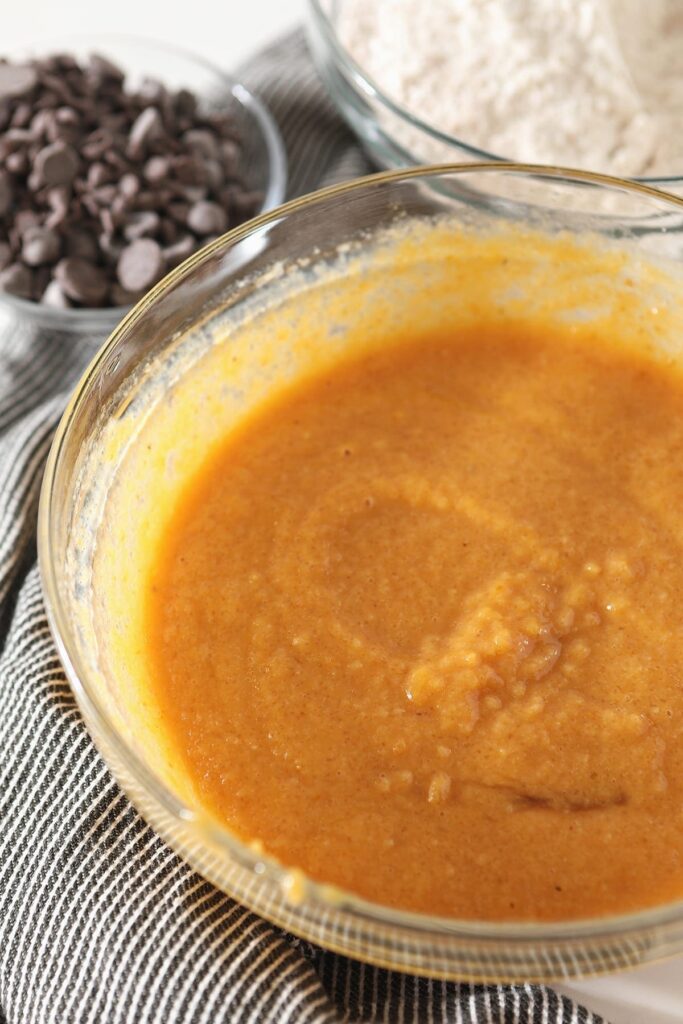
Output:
[[38, 164, 683, 981]]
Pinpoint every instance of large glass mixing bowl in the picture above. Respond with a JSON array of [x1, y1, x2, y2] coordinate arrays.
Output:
[[38, 164, 683, 982]]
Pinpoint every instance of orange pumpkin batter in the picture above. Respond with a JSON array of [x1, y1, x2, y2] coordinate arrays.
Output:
[[145, 320, 683, 922]]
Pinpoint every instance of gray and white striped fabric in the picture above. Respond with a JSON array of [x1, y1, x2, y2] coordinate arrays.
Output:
[[0, 30, 608, 1024]]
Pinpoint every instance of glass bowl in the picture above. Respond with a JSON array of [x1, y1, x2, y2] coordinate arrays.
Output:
[[38, 164, 683, 983], [0, 35, 287, 384], [306, 0, 683, 192]]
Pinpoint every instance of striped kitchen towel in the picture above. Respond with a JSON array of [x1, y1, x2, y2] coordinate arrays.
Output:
[[0, 28, 608, 1024]]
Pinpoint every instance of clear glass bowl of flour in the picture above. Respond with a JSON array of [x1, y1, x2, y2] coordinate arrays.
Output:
[[307, 0, 683, 190]]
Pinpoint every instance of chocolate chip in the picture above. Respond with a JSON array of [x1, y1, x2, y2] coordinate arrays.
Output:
[[3, 127, 37, 150], [64, 228, 99, 261], [14, 209, 42, 234], [53, 54, 79, 72], [127, 107, 163, 159], [99, 208, 118, 237], [88, 53, 125, 83], [87, 162, 110, 188], [11, 102, 33, 128], [98, 232, 123, 262], [162, 234, 195, 267], [41, 278, 71, 308], [117, 238, 164, 292], [109, 283, 143, 306], [5, 150, 28, 175], [0, 63, 38, 101], [173, 155, 206, 186], [34, 91, 61, 112], [123, 211, 160, 241], [137, 78, 165, 105], [187, 200, 227, 235], [33, 266, 51, 295], [167, 202, 190, 225], [48, 107, 81, 144], [182, 128, 219, 161], [232, 190, 264, 219], [175, 89, 197, 119], [0, 262, 34, 299], [92, 184, 118, 206], [55, 106, 80, 126], [176, 184, 207, 205], [103, 148, 130, 172], [44, 186, 70, 228], [29, 108, 54, 139], [110, 194, 130, 222], [34, 141, 80, 187], [204, 159, 225, 191], [119, 173, 140, 200], [37, 73, 75, 107], [81, 138, 109, 161], [132, 190, 161, 212], [0, 171, 12, 216], [21, 225, 61, 266], [159, 218, 179, 245], [143, 155, 170, 184], [54, 257, 109, 306], [220, 140, 241, 173], [81, 194, 100, 218]]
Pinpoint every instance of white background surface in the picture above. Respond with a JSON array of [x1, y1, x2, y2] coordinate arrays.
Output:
[[4, 0, 307, 71], [4, 1, 682, 1021]]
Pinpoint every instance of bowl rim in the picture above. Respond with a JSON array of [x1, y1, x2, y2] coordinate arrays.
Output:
[[0, 31, 288, 324], [308, 0, 683, 188], [38, 161, 683, 948]]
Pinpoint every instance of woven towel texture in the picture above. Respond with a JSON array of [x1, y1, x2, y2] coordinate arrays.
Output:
[[0, 29, 607, 1024]]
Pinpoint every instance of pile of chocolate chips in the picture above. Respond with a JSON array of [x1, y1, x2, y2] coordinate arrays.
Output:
[[0, 54, 264, 308]]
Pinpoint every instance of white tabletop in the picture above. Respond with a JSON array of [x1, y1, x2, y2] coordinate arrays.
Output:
[[4, 0, 307, 71], [559, 959, 682, 1023], [4, 1, 683, 1020]]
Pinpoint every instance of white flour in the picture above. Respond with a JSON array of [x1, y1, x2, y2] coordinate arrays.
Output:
[[337, 0, 683, 177]]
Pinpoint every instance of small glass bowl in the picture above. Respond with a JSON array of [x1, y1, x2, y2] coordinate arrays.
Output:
[[0, 35, 287, 378], [39, 164, 683, 983], [306, 0, 683, 192]]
